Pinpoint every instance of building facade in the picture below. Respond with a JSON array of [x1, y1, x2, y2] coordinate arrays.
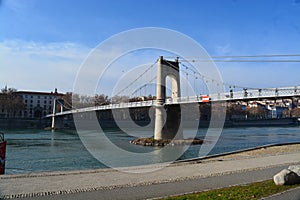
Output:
[[17, 89, 64, 119]]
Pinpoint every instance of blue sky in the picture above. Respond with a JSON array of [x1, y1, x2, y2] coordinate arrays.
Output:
[[1, 0, 300, 94]]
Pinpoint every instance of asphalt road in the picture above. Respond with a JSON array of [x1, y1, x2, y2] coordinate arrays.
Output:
[[17, 165, 300, 200], [263, 187, 300, 200]]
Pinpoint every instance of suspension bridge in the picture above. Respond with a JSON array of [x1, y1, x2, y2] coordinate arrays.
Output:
[[47, 56, 300, 139], [48, 86, 300, 117]]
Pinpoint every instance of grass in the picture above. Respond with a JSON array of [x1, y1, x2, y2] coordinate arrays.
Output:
[[163, 180, 300, 200]]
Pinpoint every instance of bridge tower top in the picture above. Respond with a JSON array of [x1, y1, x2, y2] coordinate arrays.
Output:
[[156, 56, 181, 105]]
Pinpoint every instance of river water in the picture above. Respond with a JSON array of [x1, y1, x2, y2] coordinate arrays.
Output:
[[4, 126, 300, 174]]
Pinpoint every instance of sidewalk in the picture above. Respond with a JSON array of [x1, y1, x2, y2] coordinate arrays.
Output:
[[1, 146, 300, 199]]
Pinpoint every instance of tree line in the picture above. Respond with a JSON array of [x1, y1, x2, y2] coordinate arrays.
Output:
[[62, 93, 156, 110]]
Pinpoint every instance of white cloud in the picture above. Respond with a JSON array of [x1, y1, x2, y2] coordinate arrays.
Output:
[[0, 39, 153, 95], [0, 39, 90, 92], [2, 39, 297, 96]]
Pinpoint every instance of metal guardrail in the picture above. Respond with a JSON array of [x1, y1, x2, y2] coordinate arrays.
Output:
[[46, 86, 300, 118]]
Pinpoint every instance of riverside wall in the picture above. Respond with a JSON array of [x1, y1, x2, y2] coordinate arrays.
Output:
[[0, 118, 51, 130], [0, 116, 298, 130]]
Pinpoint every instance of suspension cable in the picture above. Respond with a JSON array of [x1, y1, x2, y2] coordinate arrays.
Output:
[[131, 76, 157, 96], [114, 59, 158, 97]]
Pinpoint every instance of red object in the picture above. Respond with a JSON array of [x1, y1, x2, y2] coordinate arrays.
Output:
[[0, 139, 6, 175], [202, 95, 210, 103]]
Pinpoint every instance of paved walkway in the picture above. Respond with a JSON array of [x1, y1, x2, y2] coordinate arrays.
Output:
[[1, 145, 300, 199], [13, 165, 298, 200]]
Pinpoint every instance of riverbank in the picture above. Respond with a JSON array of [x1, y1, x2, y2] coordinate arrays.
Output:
[[0, 118, 51, 130], [1, 142, 300, 199]]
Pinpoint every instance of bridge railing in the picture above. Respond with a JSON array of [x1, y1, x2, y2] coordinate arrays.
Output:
[[166, 96, 200, 104], [46, 100, 156, 117], [211, 87, 300, 101]]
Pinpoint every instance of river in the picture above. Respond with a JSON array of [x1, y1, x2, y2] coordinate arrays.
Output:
[[4, 126, 300, 174]]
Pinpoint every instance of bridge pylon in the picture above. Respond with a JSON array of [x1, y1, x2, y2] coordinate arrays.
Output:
[[154, 56, 183, 140]]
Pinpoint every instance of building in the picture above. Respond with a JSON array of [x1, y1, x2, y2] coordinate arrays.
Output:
[[17, 89, 64, 119], [0, 94, 7, 118]]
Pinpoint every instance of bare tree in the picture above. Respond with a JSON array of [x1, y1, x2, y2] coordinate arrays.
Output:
[[226, 103, 246, 119], [111, 95, 130, 104], [290, 108, 300, 117], [0, 87, 24, 118], [62, 92, 73, 110], [94, 94, 110, 106], [246, 106, 269, 119]]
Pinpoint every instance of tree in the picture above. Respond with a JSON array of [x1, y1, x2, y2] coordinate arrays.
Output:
[[63, 92, 73, 110], [94, 94, 110, 106], [226, 103, 246, 119], [199, 104, 211, 120], [0, 87, 24, 118], [246, 106, 269, 119], [71, 94, 94, 108], [290, 108, 300, 117], [111, 95, 130, 104]]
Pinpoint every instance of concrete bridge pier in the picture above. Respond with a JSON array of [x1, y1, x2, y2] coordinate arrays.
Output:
[[154, 56, 183, 140], [51, 98, 64, 130], [51, 116, 64, 130]]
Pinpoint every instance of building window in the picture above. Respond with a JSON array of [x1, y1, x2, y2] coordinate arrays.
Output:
[[49, 101, 52, 104], [44, 105, 46, 109], [25, 100, 28, 103], [38, 96, 40, 99], [44, 100, 47, 104], [44, 96, 47, 99], [37, 100, 40, 104], [31, 96, 33, 98], [30, 100, 33, 103], [25, 95, 28, 98]]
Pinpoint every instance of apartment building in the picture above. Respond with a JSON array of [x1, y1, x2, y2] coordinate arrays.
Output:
[[17, 89, 64, 118]]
